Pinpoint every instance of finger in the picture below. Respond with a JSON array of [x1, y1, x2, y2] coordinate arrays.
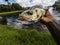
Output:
[[41, 17, 53, 23]]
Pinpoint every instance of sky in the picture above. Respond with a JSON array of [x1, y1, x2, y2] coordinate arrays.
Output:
[[0, 0, 57, 7], [0, 0, 15, 4]]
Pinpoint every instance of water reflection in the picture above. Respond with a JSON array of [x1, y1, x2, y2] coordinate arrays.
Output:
[[7, 7, 60, 29], [49, 7, 60, 20]]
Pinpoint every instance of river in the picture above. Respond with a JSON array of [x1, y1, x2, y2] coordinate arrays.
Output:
[[49, 7, 60, 20], [6, 7, 60, 28], [49, 7, 60, 24]]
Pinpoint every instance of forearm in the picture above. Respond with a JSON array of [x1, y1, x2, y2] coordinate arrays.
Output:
[[46, 20, 60, 45]]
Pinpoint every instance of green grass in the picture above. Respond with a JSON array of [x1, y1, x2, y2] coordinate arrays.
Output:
[[0, 25, 57, 45], [0, 10, 24, 16]]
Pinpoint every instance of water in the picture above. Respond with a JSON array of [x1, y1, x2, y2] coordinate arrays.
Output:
[[49, 7, 60, 25], [6, 7, 60, 28], [7, 15, 31, 28], [49, 7, 60, 20], [7, 7, 60, 22]]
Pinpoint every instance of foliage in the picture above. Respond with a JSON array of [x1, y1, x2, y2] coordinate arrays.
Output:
[[0, 10, 24, 16], [55, 5, 60, 11], [0, 3, 26, 12], [0, 25, 57, 45], [53, 1, 60, 12], [11, 3, 24, 10]]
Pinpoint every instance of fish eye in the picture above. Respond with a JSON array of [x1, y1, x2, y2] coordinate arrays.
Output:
[[35, 10, 37, 12], [26, 11, 33, 15]]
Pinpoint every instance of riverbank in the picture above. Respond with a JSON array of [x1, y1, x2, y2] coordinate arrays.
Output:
[[0, 25, 57, 45], [0, 10, 24, 16]]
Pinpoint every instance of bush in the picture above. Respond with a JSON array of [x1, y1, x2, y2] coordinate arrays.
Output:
[[0, 25, 57, 45]]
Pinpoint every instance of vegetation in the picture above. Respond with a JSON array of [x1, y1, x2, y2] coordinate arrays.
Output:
[[0, 25, 57, 45], [0, 3, 26, 12], [0, 10, 24, 16], [53, 1, 60, 12], [55, 6, 60, 11], [0, 1, 58, 45]]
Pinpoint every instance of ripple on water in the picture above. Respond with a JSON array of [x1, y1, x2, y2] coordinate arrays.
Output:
[[49, 7, 60, 20]]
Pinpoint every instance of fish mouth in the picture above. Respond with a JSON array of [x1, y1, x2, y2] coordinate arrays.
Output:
[[19, 15, 40, 22], [19, 7, 46, 22], [19, 16, 32, 22]]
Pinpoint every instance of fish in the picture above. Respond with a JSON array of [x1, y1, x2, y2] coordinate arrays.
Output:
[[19, 6, 45, 22]]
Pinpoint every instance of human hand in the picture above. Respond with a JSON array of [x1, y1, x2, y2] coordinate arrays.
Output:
[[40, 9, 54, 24]]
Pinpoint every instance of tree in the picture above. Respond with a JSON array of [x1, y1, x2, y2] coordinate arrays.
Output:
[[5, 0, 8, 4], [12, 3, 23, 10], [53, 1, 60, 12], [5, 0, 11, 5]]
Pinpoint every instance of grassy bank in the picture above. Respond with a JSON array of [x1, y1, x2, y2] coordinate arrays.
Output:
[[0, 25, 57, 45], [0, 10, 24, 16]]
